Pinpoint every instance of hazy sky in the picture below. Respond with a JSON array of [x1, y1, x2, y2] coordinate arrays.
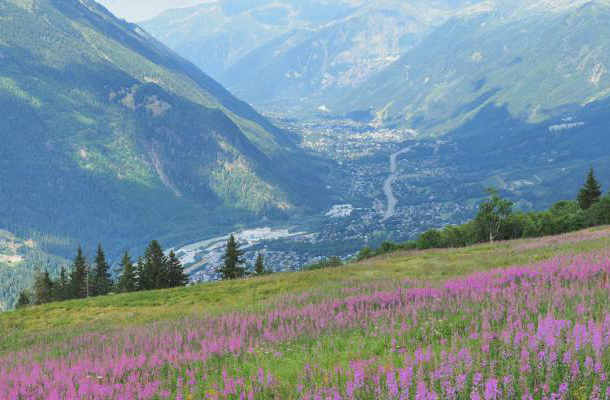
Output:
[[97, 0, 209, 22]]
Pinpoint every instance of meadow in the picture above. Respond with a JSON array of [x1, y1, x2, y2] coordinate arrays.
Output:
[[2, 227, 610, 399]]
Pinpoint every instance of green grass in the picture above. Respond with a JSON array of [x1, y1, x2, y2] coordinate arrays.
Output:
[[2, 226, 609, 355]]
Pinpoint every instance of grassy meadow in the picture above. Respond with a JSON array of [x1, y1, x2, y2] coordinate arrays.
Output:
[[2, 226, 610, 398]]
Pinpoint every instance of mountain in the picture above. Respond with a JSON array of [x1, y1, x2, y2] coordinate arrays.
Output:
[[141, 0, 482, 112], [0, 0, 334, 303], [141, 0, 353, 79], [336, 0, 610, 133]]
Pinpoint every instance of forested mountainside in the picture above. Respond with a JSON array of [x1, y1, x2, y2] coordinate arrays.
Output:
[[0, 0, 335, 307], [0, 230, 67, 311], [0, 0, 332, 252], [141, 0, 481, 111], [338, 1, 610, 133]]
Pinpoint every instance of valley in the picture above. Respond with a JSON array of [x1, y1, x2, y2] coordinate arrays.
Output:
[[139, 95, 610, 283], [1, 0, 610, 311], [4, 1, 610, 398]]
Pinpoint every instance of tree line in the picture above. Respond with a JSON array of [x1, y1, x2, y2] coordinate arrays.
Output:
[[357, 167, 610, 259], [16, 234, 274, 308], [16, 240, 189, 308]]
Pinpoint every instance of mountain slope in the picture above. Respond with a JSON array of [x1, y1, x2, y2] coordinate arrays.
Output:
[[0, 0, 332, 263], [337, 1, 610, 133], [141, 0, 481, 112], [140, 0, 355, 79]]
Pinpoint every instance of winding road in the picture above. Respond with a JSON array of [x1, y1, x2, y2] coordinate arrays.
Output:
[[382, 147, 410, 221]]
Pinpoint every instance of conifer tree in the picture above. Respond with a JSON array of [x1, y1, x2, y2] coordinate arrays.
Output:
[[254, 252, 267, 275], [216, 234, 246, 280], [142, 240, 168, 290], [93, 244, 113, 296], [33, 269, 53, 305], [53, 266, 69, 301], [135, 256, 145, 291], [86, 262, 93, 298], [577, 168, 602, 210], [69, 246, 89, 299], [16, 290, 31, 308], [118, 252, 137, 293], [166, 250, 189, 287]]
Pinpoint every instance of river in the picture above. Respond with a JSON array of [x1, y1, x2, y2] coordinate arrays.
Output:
[[382, 147, 410, 221]]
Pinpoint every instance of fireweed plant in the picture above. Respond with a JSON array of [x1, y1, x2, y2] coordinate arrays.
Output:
[[4, 250, 610, 398]]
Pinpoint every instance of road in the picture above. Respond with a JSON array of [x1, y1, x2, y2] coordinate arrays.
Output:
[[382, 147, 410, 221]]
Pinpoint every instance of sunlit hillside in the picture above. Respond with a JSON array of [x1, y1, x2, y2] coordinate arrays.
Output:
[[2, 227, 610, 398]]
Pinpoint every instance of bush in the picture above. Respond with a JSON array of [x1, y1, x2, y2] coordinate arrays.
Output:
[[439, 226, 468, 248], [417, 229, 442, 249], [305, 257, 343, 271], [376, 241, 402, 255], [588, 196, 610, 226], [356, 247, 374, 261]]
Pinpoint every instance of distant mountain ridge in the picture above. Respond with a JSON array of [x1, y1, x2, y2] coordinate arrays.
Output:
[[143, 0, 610, 121], [336, 0, 610, 132], [141, 0, 482, 112]]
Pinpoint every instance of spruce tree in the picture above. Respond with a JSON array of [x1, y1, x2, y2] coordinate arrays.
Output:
[[254, 252, 267, 275], [142, 240, 168, 290], [577, 168, 602, 210], [53, 266, 69, 301], [118, 252, 137, 293], [69, 246, 89, 299], [135, 256, 145, 291], [33, 269, 53, 305], [16, 290, 31, 308], [93, 244, 113, 296], [216, 234, 246, 280], [166, 251, 189, 287]]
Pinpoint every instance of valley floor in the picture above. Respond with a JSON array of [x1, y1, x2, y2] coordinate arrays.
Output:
[[2, 226, 610, 398]]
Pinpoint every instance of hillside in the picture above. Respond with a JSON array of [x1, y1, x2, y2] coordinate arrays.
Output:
[[0, 230, 68, 312], [338, 1, 610, 132], [2, 227, 610, 397], [141, 0, 481, 112], [0, 0, 336, 306]]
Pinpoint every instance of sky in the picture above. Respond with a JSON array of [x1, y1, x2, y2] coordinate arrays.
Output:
[[97, 0, 209, 22]]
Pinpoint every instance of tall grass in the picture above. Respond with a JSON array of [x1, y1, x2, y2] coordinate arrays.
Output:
[[2, 228, 610, 398]]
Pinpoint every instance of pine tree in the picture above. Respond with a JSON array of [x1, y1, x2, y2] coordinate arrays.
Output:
[[92, 244, 113, 296], [33, 269, 53, 305], [216, 235, 246, 280], [142, 240, 168, 290], [69, 246, 89, 299], [577, 168, 602, 210], [16, 290, 31, 308], [166, 251, 189, 287], [254, 252, 267, 275], [117, 252, 137, 293]]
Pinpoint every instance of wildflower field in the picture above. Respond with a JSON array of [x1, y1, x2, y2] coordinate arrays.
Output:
[[2, 228, 610, 399]]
